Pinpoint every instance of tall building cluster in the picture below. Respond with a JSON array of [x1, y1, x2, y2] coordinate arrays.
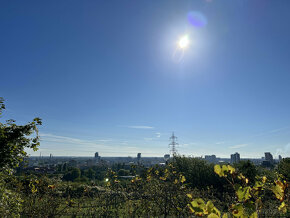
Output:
[[230, 152, 240, 164], [205, 155, 217, 163]]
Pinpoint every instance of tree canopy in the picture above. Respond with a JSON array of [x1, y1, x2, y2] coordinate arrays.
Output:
[[278, 158, 290, 180], [0, 97, 42, 169], [234, 160, 257, 184]]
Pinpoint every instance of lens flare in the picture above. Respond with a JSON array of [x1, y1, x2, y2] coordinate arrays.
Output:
[[187, 11, 207, 28], [178, 35, 189, 49], [172, 48, 185, 63]]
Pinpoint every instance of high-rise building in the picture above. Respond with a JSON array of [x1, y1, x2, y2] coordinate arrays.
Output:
[[137, 153, 141, 160], [279, 155, 282, 162], [230, 152, 240, 164], [94, 152, 101, 163], [265, 152, 273, 163], [205, 155, 217, 163], [137, 153, 141, 163]]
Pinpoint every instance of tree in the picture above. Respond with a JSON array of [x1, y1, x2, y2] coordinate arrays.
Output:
[[86, 168, 95, 180], [63, 168, 81, 181], [173, 156, 224, 189], [234, 160, 257, 184], [62, 163, 68, 172], [278, 158, 290, 180], [118, 169, 130, 176], [0, 98, 42, 169]]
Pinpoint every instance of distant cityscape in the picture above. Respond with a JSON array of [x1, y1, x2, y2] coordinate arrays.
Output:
[[24, 150, 284, 174], [25, 132, 286, 173]]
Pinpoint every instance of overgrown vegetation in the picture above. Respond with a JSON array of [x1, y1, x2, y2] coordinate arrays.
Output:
[[1, 98, 289, 217]]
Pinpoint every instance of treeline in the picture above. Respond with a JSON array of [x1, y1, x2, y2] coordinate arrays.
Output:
[[1, 157, 289, 217]]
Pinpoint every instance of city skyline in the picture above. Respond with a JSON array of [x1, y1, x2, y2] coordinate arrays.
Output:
[[31, 150, 283, 160], [1, 1, 290, 158], [28, 131, 287, 159]]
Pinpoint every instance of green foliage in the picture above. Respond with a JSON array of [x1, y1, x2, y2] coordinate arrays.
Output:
[[85, 168, 95, 179], [1, 157, 289, 217], [93, 164, 108, 180], [0, 98, 42, 216], [174, 156, 224, 189], [0, 98, 42, 169], [213, 163, 289, 217], [62, 162, 68, 172], [271, 180, 287, 201], [0, 97, 5, 113], [63, 168, 81, 181], [118, 168, 130, 176], [101, 164, 192, 217], [188, 198, 221, 217], [0, 172, 23, 217], [278, 158, 290, 180], [234, 160, 257, 184]]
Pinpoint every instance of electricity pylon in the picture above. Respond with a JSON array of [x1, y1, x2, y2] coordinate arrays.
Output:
[[169, 132, 178, 156]]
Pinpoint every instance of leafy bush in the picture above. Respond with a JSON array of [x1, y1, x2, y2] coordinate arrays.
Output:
[[0, 172, 23, 218]]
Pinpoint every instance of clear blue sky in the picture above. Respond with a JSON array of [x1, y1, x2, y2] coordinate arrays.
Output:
[[1, 0, 290, 158]]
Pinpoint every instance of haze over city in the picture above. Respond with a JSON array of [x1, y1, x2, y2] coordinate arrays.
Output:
[[1, 0, 290, 158]]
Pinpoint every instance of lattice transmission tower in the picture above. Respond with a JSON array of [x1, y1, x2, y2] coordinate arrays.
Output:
[[169, 132, 178, 156]]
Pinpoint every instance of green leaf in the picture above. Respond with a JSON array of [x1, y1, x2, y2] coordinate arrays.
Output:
[[232, 204, 244, 217], [206, 200, 215, 212], [190, 198, 206, 213], [236, 186, 251, 202], [205, 200, 220, 216]]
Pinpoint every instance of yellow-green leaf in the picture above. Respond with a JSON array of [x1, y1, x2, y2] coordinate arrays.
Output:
[[236, 186, 251, 201], [206, 200, 215, 212], [271, 182, 284, 201], [214, 165, 223, 177], [181, 175, 186, 183], [187, 193, 193, 199], [228, 165, 236, 174], [222, 165, 229, 174], [250, 212, 258, 218], [232, 204, 244, 217], [208, 213, 219, 218], [222, 213, 230, 218], [191, 198, 206, 212], [278, 202, 287, 213], [205, 200, 221, 216]]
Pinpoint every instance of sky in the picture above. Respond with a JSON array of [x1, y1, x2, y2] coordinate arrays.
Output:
[[1, 0, 290, 158]]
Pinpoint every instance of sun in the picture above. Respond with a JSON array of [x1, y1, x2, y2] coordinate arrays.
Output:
[[178, 35, 190, 49]]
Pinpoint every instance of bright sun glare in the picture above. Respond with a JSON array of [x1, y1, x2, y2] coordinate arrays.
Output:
[[178, 35, 190, 49]]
